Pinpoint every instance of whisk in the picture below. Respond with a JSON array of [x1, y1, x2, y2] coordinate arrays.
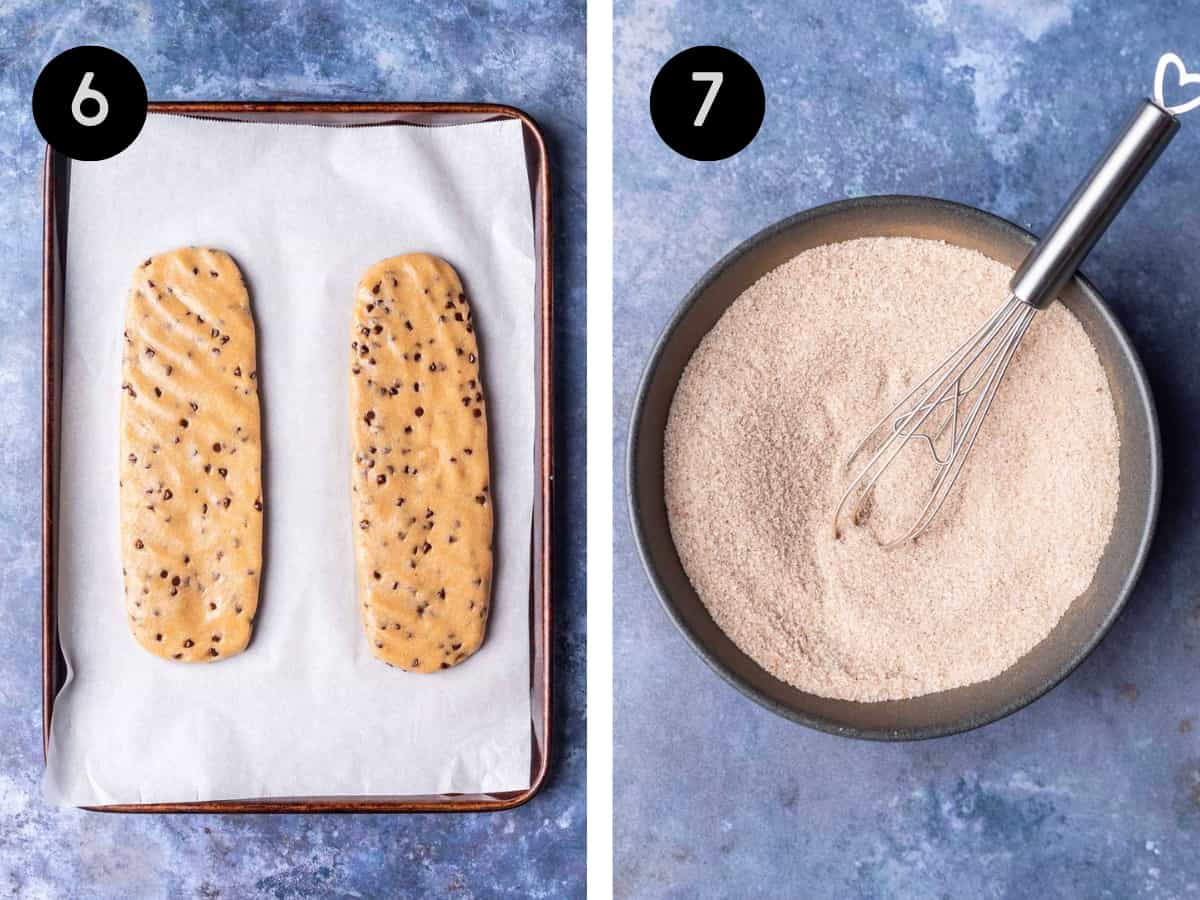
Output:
[[833, 52, 1196, 548]]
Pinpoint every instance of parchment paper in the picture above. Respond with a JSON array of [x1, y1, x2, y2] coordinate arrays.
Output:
[[44, 113, 535, 804]]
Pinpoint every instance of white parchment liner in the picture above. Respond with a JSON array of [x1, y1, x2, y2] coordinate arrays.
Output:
[[44, 114, 534, 803]]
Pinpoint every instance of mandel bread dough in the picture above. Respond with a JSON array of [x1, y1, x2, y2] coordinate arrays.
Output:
[[349, 253, 494, 672], [119, 247, 264, 662]]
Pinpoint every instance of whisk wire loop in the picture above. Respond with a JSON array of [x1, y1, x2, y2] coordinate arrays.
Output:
[[832, 295, 1037, 548]]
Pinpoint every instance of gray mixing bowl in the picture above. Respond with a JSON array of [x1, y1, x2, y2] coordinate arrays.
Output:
[[626, 195, 1161, 740]]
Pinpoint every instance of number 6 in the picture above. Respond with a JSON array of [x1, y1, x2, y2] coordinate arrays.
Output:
[[71, 72, 109, 127], [691, 71, 724, 127]]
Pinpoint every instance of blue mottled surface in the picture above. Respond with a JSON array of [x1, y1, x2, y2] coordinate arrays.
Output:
[[0, 1, 584, 896], [615, 1, 1200, 896]]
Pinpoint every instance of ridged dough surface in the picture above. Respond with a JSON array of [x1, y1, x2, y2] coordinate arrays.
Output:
[[349, 253, 493, 672], [119, 247, 263, 662]]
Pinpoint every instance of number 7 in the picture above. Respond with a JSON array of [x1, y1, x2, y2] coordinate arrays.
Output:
[[691, 71, 724, 127]]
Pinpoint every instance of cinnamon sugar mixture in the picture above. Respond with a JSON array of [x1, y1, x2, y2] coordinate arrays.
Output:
[[664, 237, 1120, 702]]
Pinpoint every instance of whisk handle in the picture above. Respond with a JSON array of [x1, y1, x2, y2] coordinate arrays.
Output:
[[1010, 99, 1179, 309]]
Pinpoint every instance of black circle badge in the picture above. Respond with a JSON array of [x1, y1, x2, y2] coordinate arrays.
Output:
[[33, 46, 148, 161], [650, 46, 765, 161]]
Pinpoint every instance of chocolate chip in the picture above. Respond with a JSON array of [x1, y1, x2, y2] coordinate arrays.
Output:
[[360, 519, 370, 530], [372, 282, 381, 295], [221, 497, 231, 508], [208, 648, 219, 657], [134, 539, 144, 549], [171, 575, 181, 586], [159, 569, 168, 578], [218, 467, 228, 478], [183, 639, 194, 648], [377, 474, 387, 485], [253, 498, 262, 511], [212, 443, 222, 452], [162, 489, 173, 501], [415, 407, 424, 417]]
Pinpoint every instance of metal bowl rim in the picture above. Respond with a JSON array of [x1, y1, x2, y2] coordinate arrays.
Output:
[[625, 193, 1163, 741]]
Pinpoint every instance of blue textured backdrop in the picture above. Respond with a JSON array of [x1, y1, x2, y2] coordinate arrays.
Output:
[[0, 1, 584, 896], [615, 1, 1200, 897]]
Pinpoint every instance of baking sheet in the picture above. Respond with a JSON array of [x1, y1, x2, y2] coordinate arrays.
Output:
[[43, 113, 534, 804]]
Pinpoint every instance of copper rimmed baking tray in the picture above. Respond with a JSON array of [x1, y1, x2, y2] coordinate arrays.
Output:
[[42, 102, 552, 812]]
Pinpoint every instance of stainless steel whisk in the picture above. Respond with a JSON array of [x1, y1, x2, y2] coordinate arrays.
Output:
[[833, 52, 1196, 547]]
